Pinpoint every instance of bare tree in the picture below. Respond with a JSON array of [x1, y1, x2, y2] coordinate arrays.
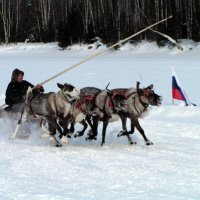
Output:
[[0, 0, 199, 46], [0, 0, 12, 44]]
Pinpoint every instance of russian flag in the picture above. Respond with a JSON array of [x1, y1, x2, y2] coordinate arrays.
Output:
[[172, 68, 196, 106]]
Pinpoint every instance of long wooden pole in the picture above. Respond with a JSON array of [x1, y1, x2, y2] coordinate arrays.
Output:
[[1, 15, 172, 110], [40, 15, 172, 86]]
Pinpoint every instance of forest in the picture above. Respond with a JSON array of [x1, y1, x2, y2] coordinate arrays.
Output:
[[0, 0, 199, 47]]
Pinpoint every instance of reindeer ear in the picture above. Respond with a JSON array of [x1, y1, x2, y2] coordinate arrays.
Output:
[[57, 83, 64, 89], [146, 84, 153, 90]]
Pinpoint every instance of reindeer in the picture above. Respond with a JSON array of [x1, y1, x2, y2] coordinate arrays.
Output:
[[109, 82, 162, 146], [10, 83, 80, 147], [59, 87, 101, 139], [83, 84, 131, 145], [59, 85, 129, 143]]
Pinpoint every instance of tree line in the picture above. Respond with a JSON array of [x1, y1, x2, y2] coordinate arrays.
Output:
[[0, 0, 199, 47]]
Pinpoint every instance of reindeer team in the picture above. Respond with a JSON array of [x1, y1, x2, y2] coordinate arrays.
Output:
[[1, 78, 162, 147]]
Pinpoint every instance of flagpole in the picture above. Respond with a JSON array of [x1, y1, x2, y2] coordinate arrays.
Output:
[[172, 66, 196, 106], [172, 66, 174, 105]]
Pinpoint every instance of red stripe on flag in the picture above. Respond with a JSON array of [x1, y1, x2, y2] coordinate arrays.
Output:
[[172, 88, 184, 100]]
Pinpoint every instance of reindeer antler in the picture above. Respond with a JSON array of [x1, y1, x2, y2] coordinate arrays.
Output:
[[136, 81, 140, 91], [105, 82, 112, 93]]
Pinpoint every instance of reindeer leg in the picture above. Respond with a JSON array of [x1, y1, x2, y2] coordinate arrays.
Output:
[[48, 122, 56, 135], [126, 134, 136, 145], [58, 119, 70, 144], [86, 115, 93, 135], [74, 120, 88, 138], [118, 115, 127, 137], [123, 121, 136, 144], [86, 116, 98, 141], [85, 116, 94, 141], [127, 122, 136, 145], [61, 116, 72, 138], [91, 116, 99, 140], [47, 118, 63, 147], [131, 118, 153, 145], [40, 119, 54, 138], [69, 122, 75, 134], [118, 115, 136, 145], [101, 120, 108, 146]]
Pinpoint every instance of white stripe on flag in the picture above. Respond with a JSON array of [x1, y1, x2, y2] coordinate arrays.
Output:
[[172, 67, 193, 106]]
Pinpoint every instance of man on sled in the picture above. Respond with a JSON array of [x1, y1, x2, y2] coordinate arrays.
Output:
[[3, 68, 44, 137], [5, 68, 44, 113]]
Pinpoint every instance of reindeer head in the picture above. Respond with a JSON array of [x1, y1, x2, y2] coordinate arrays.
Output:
[[57, 83, 80, 101], [137, 82, 162, 106]]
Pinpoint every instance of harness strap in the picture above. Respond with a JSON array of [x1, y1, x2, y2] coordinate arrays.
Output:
[[61, 91, 75, 104], [75, 100, 86, 114], [109, 99, 114, 109], [133, 96, 141, 116], [132, 94, 149, 117], [136, 88, 149, 108], [28, 94, 37, 118], [54, 95, 59, 117], [101, 95, 111, 119], [76, 93, 102, 115], [93, 90, 101, 107], [138, 95, 149, 108], [76, 95, 93, 112]]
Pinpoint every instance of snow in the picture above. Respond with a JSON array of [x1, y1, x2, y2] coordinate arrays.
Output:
[[0, 41, 200, 200]]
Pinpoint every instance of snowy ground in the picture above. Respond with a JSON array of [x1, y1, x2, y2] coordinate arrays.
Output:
[[0, 41, 200, 200]]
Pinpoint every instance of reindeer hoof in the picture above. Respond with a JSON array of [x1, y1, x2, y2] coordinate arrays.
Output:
[[55, 143, 62, 147], [118, 130, 128, 137], [86, 135, 97, 141], [85, 137, 90, 141], [85, 137, 91, 142], [75, 131, 84, 138], [117, 131, 123, 137], [146, 141, 153, 145], [130, 141, 137, 145]]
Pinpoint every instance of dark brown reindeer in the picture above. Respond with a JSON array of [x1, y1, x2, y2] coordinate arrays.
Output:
[[83, 84, 131, 145], [115, 82, 162, 146]]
